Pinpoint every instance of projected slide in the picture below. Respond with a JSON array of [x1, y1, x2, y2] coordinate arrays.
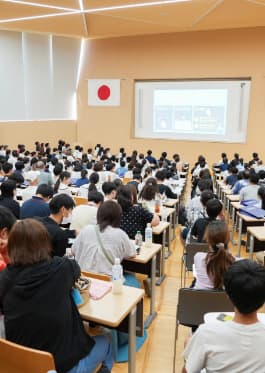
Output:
[[153, 89, 227, 135]]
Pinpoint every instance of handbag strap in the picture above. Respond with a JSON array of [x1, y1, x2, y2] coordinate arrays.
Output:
[[94, 225, 114, 266]]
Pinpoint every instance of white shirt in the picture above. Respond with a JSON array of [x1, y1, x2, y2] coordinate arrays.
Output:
[[72, 225, 136, 276], [184, 320, 265, 373], [57, 184, 72, 196], [70, 205, 97, 231], [193, 252, 213, 290]]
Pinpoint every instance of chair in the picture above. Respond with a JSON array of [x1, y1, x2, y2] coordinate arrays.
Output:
[[122, 177, 133, 185], [0, 338, 55, 373], [81, 270, 111, 282], [181, 242, 209, 286], [73, 196, 88, 206], [173, 288, 234, 373]]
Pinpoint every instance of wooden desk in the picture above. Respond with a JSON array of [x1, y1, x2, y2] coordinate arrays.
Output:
[[123, 242, 162, 328], [79, 285, 144, 373], [230, 202, 241, 244], [158, 207, 175, 252], [153, 221, 170, 275], [247, 226, 265, 259], [163, 198, 179, 237], [236, 212, 265, 257], [226, 194, 240, 223]]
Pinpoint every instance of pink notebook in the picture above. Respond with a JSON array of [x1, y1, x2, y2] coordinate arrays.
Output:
[[88, 279, 113, 300]]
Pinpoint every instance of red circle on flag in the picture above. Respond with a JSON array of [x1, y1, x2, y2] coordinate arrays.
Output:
[[97, 85, 111, 100]]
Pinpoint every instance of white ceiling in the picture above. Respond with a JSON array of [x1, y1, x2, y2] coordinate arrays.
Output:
[[0, 0, 265, 39]]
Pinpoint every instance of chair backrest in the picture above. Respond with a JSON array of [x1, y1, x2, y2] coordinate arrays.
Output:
[[122, 177, 133, 185], [177, 288, 234, 327], [0, 338, 55, 373], [185, 242, 209, 271], [73, 196, 88, 206], [81, 270, 111, 282]]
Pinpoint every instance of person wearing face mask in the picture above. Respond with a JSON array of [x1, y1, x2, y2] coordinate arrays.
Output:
[[35, 194, 76, 257]]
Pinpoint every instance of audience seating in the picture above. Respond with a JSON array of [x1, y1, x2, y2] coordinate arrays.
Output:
[[122, 177, 133, 185], [73, 196, 88, 206], [173, 288, 234, 372], [0, 338, 55, 373], [81, 270, 111, 282], [181, 242, 209, 287]]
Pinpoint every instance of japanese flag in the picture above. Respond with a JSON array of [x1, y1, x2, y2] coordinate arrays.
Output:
[[88, 79, 120, 106]]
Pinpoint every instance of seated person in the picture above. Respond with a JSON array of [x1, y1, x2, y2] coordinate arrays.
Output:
[[190, 198, 223, 243], [72, 201, 136, 277], [103, 163, 119, 182], [102, 182, 117, 201], [117, 185, 159, 239], [186, 180, 214, 226], [127, 172, 142, 193], [54, 171, 72, 196], [155, 170, 178, 199], [194, 220, 235, 289], [232, 170, 249, 194], [182, 190, 214, 242], [0, 219, 113, 373], [225, 165, 238, 187], [36, 194, 76, 257], [239, 170, 260, 202], [20, 184, 53, 219], [138, 177, 159, 210], [36, 160, 53, 187], [182, 259, 265, 373], [0, 206, 16, 269], [0, 180, 20, 219], [116, 160, 127, 178], [78, 172, 100, 198], [70, 191, 104, 232], [75, 169, 89, 187]]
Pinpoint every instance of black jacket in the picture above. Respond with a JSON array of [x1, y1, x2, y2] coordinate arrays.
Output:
[[0, 257, 94, 373], [0, 197, 20, 219], [36, 216, 76, 257]]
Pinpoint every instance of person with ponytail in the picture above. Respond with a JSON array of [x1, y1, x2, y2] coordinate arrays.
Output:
[[54, 171, 72, 196], [194, 220, 235, 289]]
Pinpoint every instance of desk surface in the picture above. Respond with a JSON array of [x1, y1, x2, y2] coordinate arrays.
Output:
[[226, 194, 240, 202], [159, 207, 175, 217], [163, 198, 178, 207], [128, 242, 162, 264], [231, 201, 241, 209], [237, 211, 265, 223], [247, 226, 265, 240], [152, 221, 170, 235], [79, 284, 144, 327]]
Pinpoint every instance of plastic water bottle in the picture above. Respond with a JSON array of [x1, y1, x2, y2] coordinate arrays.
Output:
[[135, 231, 143, 247], [64, 247, 75, 260], [112, 258, 123, 294], [145, 223, 153, 248], [161, 207, 167, 222]]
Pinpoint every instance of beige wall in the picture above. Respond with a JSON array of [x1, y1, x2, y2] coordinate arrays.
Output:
[[0, 120, 77, 150], [78, 26, 265, 165]]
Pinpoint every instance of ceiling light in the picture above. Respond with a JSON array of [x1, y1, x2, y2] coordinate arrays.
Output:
[[85, 0, 191, 14], [0, 0, 191, 24], [0, 0, 76, 12]]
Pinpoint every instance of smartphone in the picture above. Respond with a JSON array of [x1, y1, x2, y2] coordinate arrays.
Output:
[[216, 313, 233, 322]]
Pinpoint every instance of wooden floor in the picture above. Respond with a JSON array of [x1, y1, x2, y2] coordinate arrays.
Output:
[[112, 181, 246, 373], [112, 227, 186, 373]]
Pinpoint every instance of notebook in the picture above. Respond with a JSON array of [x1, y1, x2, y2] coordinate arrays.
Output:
[[88, 279, 113, 300]]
